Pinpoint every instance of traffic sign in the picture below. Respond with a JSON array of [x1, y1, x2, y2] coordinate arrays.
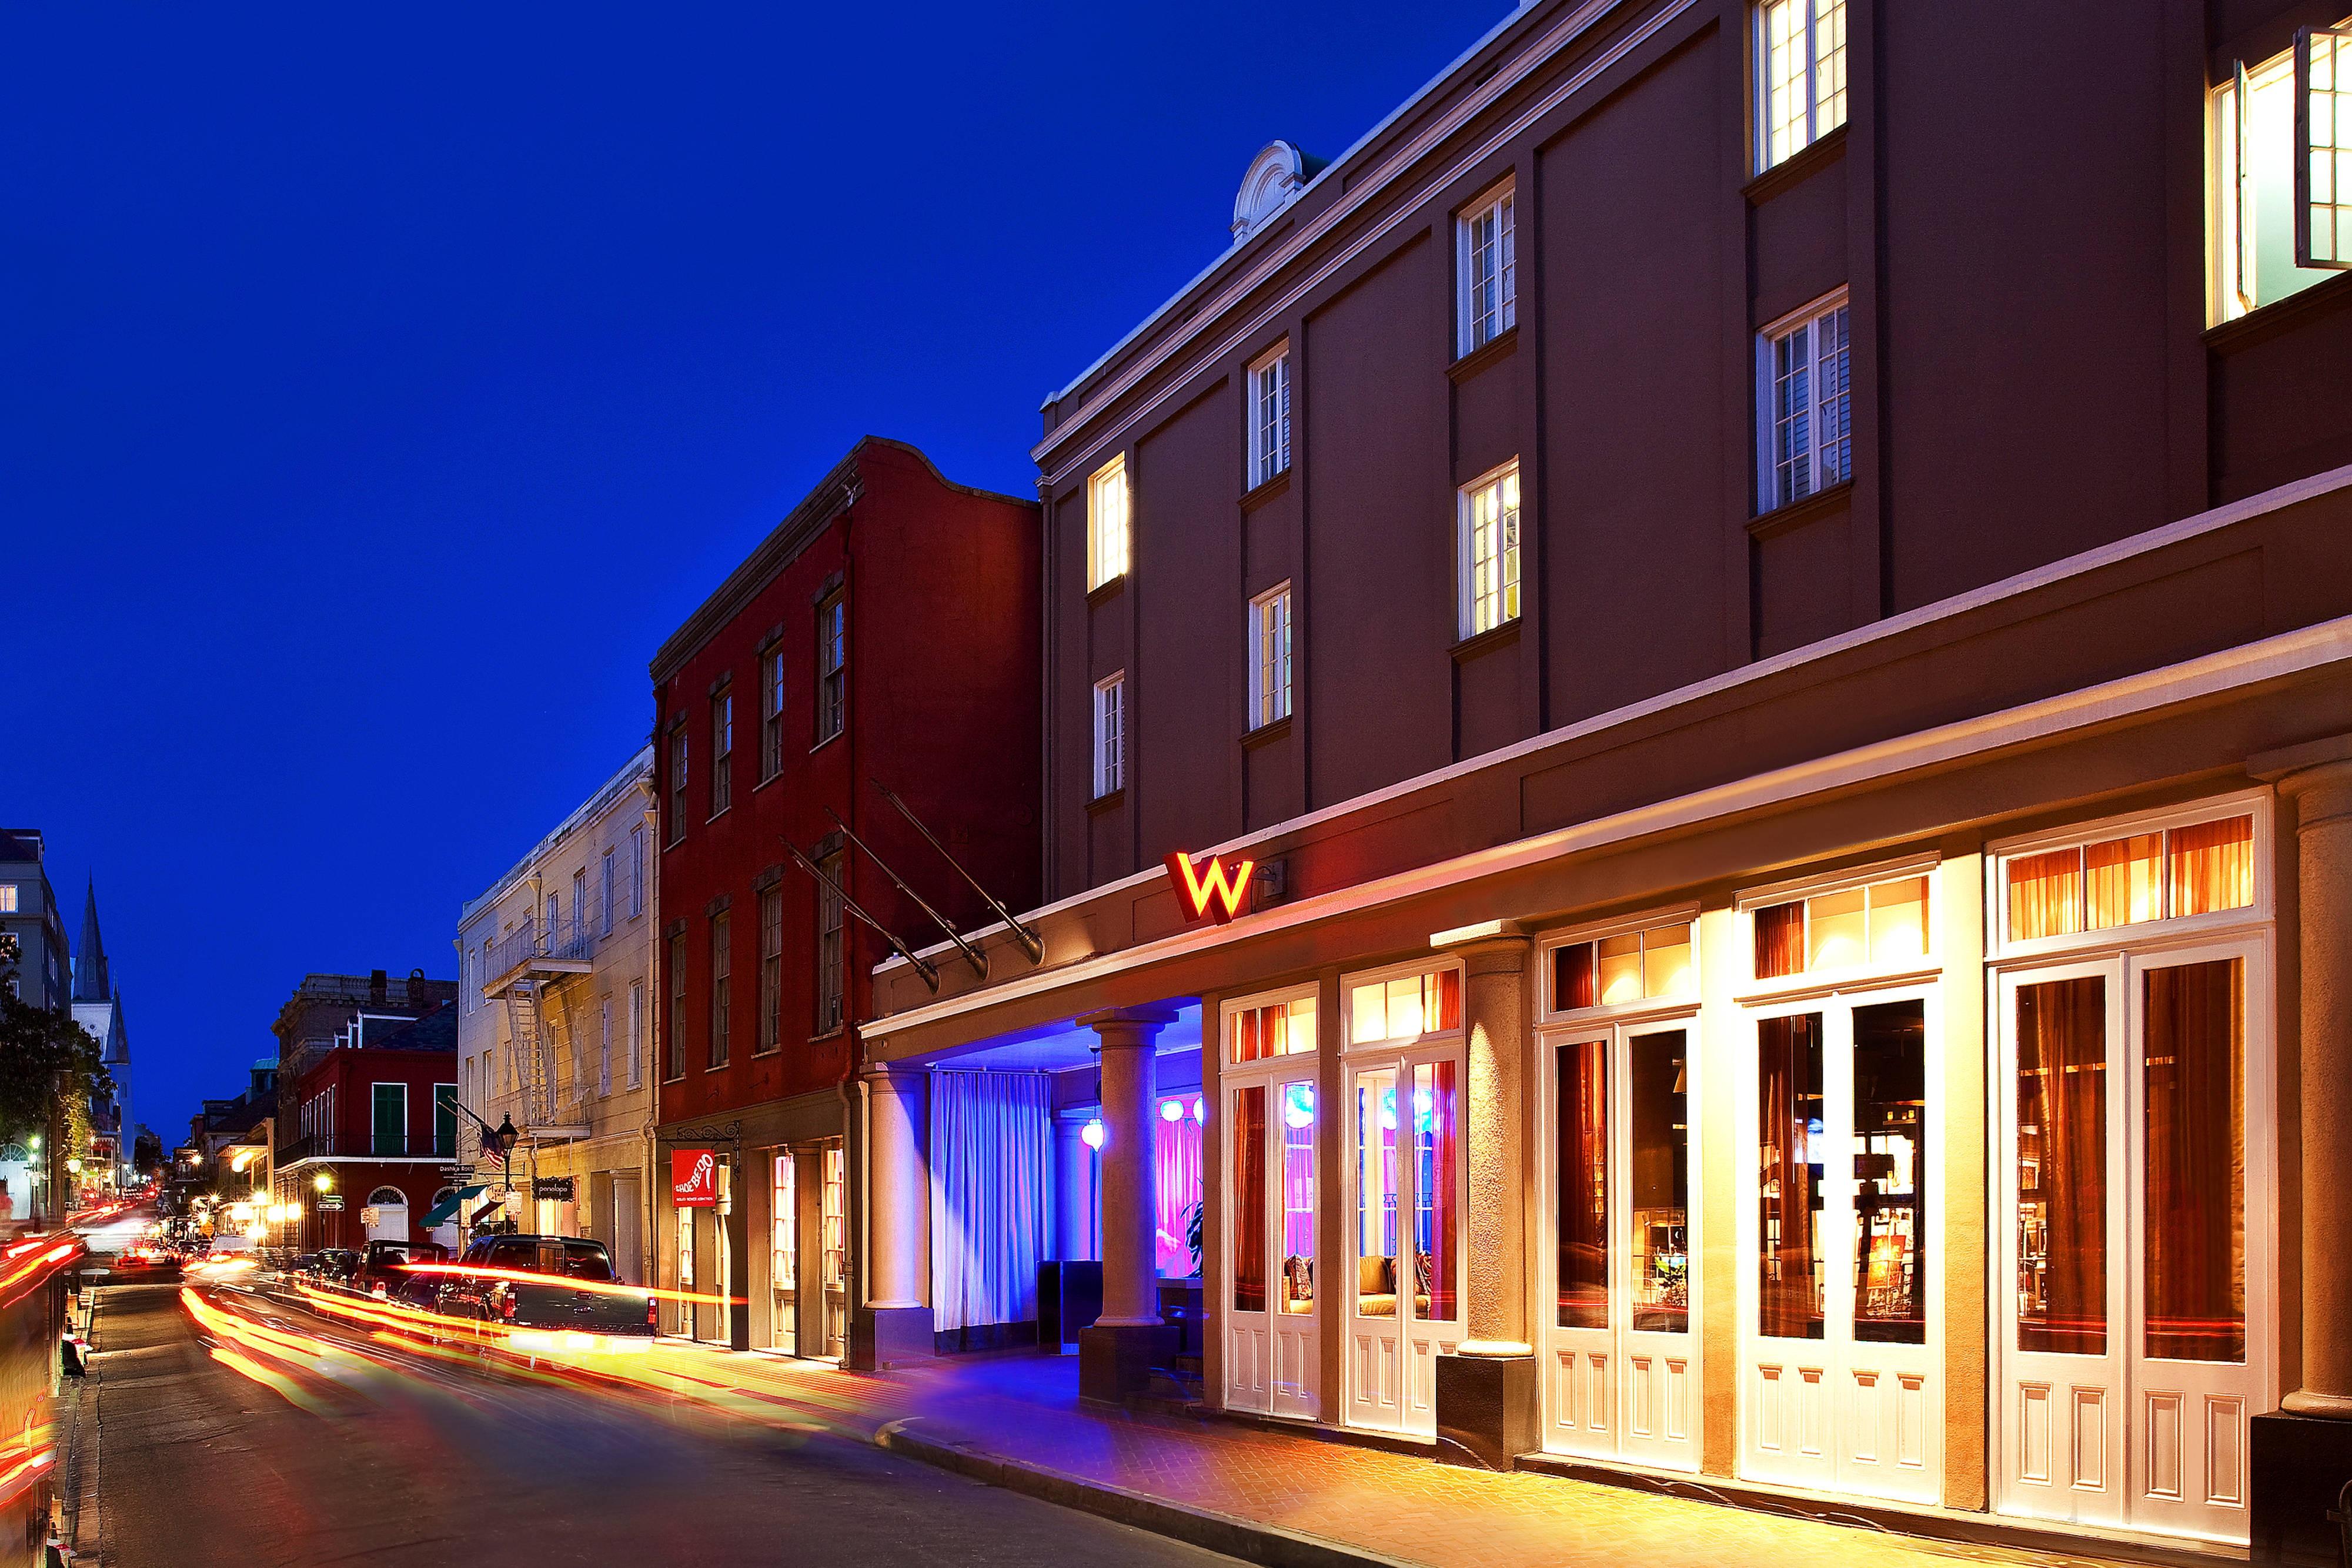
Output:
[[317, 1195, 345, 1212], [440, 1165, 475, 1182]]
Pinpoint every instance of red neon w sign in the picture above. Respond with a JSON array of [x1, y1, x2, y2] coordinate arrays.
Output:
[[1165, 850, 1255, 925]]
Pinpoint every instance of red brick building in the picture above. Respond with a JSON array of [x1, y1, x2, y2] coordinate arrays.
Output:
[[649, 437, 1038, 1360], [273, 1005, 459, 1252]]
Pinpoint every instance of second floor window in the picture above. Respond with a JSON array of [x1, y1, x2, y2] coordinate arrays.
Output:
[[629, 824, 645, 917], [1759, 292, 1851, 511], [816, 853, 846, 1034], [668, 729, 689, 844], [666, 932, 686, 1079], [1456, 185, 1516, 355], [1459, 463, 1522, 638], [1251, 348, 1291, 486], [761, 644, 787, 778], [627, 979, 644, 1088], [816, 591, 847, 744], [598, 996, 613, 1096], [709, 912, 731, 1069], [2215, 23, 2352, 320], [711, 692, 733, 815], [1093, 673, 1126, 798], [1088, 454, 1130, 589], [1756, 0, 1847, 172], [600, 849, 615, 937], [1250, 584, 1292, 729], [757, 885, 782, 1055]]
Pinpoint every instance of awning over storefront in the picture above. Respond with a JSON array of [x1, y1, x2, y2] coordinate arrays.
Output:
[[422, 1185, 486, 1227]]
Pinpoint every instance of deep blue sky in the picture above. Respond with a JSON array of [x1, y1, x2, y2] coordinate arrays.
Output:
[[6, 2, 1494, 1144]]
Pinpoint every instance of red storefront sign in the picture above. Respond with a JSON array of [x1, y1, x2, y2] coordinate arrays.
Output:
[[671, 1148, 718, 1209], [1165, 850, 1254, 925]]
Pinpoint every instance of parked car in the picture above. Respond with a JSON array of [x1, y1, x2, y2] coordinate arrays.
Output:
[[352, 1239, 447, 1300], [429, 1234, 654, 1351], [299, 1248, 359, 1286]]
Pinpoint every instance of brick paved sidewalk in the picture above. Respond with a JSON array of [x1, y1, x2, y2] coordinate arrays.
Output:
[[626, 1340, 2134, 1568]]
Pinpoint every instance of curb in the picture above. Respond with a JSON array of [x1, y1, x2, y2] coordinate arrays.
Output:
[[872, 1419, 1425, 1568]]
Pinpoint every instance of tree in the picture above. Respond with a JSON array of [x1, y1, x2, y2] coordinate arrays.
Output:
[[132, 1126, 163, 1177], [0, 968, 113, 1145]]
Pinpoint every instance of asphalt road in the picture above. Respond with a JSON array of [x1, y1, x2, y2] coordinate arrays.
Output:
[[78, 1255, 1235, 1567]]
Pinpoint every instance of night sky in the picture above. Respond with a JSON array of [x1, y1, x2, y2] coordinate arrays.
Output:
[[9, 2, 1493, 1142]]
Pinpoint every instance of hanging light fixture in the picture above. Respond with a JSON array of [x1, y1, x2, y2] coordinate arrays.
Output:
[[1160, 1099, 1182, 1123], [1081, 1118, 1106, 1149], [1190, 1096, 1204, 1124]]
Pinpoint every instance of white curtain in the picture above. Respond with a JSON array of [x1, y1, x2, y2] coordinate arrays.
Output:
[[928, 1069, 1051, 1333]]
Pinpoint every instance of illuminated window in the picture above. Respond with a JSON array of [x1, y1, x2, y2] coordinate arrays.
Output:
[[1756, 0, 1846, 172], [710, 691, 733, 816], [1087, 455, 1130, 590], [1759, 292, 1850, 511], [2214, 22, 2352, 320], [1459, 462, 1522, 638], [1347, 965, 1462, 1046], [0, 886, 16, 914], [1753, 874, 1929, 979], [1230, 992, 1318, 1064], [1456, 183, 1516, 354], [1250, 584, 1291, 729], [815, 591, 847, 744], [1551, 921, 1696, 1011], [1093, 672, 1126, 798], [2004, 812, 2255, 944], [1251, 347, 1291, 487]]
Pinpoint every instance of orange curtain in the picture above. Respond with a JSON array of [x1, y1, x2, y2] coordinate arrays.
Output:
[[1232, 1086, 1266, 1313], [2017, 977, 2107, 1355], [1555, 1041, 1608, 1328], [2143, 959, 2246, 1362]]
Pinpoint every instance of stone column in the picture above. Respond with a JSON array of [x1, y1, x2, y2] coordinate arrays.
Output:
[[1434, 925, 1538, 1469], [1077, 1005, 1178, 1403], [2252, 737, 2352, 1564], [853, 1063, 932, 1368]]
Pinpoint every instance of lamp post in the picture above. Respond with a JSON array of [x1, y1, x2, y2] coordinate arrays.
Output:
[[448, 1099, 519, 1236]]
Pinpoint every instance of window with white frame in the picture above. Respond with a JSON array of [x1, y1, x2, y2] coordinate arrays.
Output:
[[816, 589, 847, 744], [1456, 184, 1516, 354], [1548, 918, 1698, 1012], [0, 886, 16, 914], [1250, 347, 1291, 486], [1092, 673, 1126, 797], [629, 824, 645, 918], [600, 848, 615, 937], [757, 885, 782, 1055], [710, 691, 733, 815], [1755, 0, 1847, 172], [761, 643, 787, 778], [2213, 21, 2352, 321], [1758, 292, 1850, 511], [1088, 455, 1130, 590], [1248, 584, 1291, 729], [815, 851, 846, 1034], [668, 727, 689, 844], [1458, 462, 1522, 637], [627, 979, 644, 1088], [599, 995, 613, 1096]]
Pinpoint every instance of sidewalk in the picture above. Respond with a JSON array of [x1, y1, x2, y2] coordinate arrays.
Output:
[[620, 1340, 2144, 1568]]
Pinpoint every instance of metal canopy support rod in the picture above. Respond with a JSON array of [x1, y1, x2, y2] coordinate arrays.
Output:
[[824, 806, 987, 980], [871, 780, 1045, 965], [783, 840, 941, 992]]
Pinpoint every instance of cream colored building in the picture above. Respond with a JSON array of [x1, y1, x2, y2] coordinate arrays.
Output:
[[456, 746, 658, 1282]]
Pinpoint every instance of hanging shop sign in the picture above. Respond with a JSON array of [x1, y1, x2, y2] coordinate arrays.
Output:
[[671, 1149, 718, 1209], [532, 1176, 576, 1202], [1165, 850, 1255, 925]]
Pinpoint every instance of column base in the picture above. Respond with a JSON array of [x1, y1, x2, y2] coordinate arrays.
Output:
[[850, 1305, 934, 1371], [2251, 1407, 2352, 1566], [1078, 1320, 1175, 1406], [1434, 1351, 1538, 1471]]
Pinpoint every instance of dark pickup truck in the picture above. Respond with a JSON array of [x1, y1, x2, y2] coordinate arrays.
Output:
[[430, 1234, 656, 1351]]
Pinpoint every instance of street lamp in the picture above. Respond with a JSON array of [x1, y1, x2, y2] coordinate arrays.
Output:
[[313, 1172, 333, 1193]]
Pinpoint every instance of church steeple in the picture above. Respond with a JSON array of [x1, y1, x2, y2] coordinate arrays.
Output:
[[72, 879, 108, 1003]]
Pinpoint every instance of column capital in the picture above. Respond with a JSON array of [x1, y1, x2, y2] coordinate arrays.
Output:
[[1432, 918, 1532, 977], [860, 1059, 927, 1092], [2253, 735, 2352, 830], [1077, 1005, 1181, 1044]]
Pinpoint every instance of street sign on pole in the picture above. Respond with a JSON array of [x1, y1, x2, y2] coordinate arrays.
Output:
[[317, 1195, 344, 1212]]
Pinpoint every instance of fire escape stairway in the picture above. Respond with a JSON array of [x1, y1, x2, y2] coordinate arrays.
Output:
[[505, 979, 550, 1127]]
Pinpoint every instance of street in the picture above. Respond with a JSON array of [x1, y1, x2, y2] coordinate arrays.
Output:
[[73, 1221, 1233, 1567]]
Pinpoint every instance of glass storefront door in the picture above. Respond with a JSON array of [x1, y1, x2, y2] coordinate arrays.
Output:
[[1995, 942, 2267, 1544], [770, 1152, 797, 1355], [1541, 1019, 1699, 1470], [1343, 1053, 1463, 1435], [1738, 987, 1937, 1502], [1224, 1069, 1319, 1419]]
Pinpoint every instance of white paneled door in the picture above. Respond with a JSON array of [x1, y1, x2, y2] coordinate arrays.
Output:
[[1994, 942, 2270, 1545], [1224, 1068, 1320, 1420], [1541, 1019, 1700, 1472], [1738, 987, 1939, 1504], [1342, 1051, 1465, 1436]]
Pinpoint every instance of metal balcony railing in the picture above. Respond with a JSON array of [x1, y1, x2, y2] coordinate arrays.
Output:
[[278, 1132, 459, 1162], [486, 905, 603, 981]]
